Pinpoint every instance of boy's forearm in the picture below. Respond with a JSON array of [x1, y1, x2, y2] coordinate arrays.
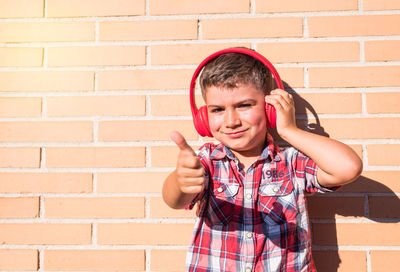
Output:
[[162, 170, 198, 209], [280, 127, 363, 187]]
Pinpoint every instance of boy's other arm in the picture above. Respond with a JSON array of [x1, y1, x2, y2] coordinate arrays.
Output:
[[266, 89, 363, 187], [162, 131, 205, 209]]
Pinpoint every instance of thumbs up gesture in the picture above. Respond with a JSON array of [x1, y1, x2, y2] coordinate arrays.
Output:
[[170, 131, 205, 195]]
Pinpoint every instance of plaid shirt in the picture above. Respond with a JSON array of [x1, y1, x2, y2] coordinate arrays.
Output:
[[186, 137, 338, 272]]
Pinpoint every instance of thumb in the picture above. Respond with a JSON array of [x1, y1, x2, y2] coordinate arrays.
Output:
[[170, 131, 196, 155]]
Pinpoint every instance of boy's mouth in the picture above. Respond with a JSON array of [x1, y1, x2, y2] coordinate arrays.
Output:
[[223, 129, 248, 138]]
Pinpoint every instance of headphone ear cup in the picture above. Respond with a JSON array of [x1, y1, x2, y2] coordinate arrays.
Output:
[[265, 103, 277, 129], [194, 106, 212, 137]]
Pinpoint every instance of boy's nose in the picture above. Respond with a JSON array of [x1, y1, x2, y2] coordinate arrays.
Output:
[[224, 109, 241, 128]]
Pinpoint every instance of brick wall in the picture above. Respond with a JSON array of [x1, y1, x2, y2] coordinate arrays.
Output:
[[0, 0, 399, 271]]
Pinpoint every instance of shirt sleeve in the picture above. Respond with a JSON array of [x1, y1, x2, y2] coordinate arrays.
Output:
[[291, 148, 340, 194], [185, 144, 211, 210]]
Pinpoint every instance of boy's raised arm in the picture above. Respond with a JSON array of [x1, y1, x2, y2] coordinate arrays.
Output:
[[266, 89, 363, 187], [162, 131, 205, 209]]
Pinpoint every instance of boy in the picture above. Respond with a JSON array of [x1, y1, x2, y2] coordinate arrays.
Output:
[[162, 51, 363, 271]]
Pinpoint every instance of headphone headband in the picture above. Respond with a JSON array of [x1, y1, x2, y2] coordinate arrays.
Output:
[[190, 47, 283, 137]]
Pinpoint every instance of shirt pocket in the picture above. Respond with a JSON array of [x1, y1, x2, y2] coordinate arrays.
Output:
[[258, 180, 298, 225], [206, 182, 239, 226]]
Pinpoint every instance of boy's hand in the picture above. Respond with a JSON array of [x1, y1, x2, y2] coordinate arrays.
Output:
[[170, 131, 205, 195], [265, 89, 297, 140]]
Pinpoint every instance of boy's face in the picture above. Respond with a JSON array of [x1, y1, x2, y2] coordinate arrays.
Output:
[[205, 83, 267, 157]]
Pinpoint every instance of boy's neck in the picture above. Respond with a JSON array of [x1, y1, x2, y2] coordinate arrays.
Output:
[[231, 149, 263, 171]]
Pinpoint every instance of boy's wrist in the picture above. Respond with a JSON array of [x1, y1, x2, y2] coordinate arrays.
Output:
[[278, 126, 301, 143]]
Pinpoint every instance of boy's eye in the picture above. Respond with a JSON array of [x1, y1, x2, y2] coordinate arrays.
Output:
[[210, 107, 224, 113], [238, 103, 251, 108], [211, 108, 224, 113]]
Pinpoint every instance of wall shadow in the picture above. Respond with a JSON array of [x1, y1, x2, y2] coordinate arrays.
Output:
[[309, 176, 400, 272], [281, 82, 400, 271]]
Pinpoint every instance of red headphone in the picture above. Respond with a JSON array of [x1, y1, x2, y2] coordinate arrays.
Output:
[[190, 47, 284, 137]]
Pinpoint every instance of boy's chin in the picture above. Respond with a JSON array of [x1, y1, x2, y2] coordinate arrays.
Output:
[[221, 142, 249, 153]]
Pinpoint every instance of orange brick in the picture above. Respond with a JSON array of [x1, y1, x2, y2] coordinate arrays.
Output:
[[151, 43, 250, 65], [341, 171, 400, 194], [0, 121, 92, 142], [309, 66, 400, 88], [364, 0, 400, 11], [0, 197, 39, 218], [0, 71, 94, 92], [0, 0, 43, 18], [0, 172, 92, 193], [150, 197, 196, 219], [366, 92, 400, 113], [365, 40, 400, 62], [0, 97, 41, 117], [48, 45, 145, 67], [363, 171, 400, 193], [256, 0, 357, 12], [371, 251, 400, 272], [98, 120, 198, 142], [0, 223, 91, 245], [151, 146, 179, 167], [0, 147, 40, 168], [312, 223, 400, 246], [151, 249, 187, 272], [294, 93, 362, 114], [276, 67, 304, 88], [313, 250, 366, 272], [258, 42, 359, 63], [151, 95, 205, 116], [44, 250, 145, 271], [97, 69, 193, 91], [0, 22, 95, 43], [45, 197, 145, 218], [47, 0, 145, 17], [0, 249, 38, 271], [349, 144, 363, 159], [307, 196, 364, 219], [150, 0, 249, 15], [46, 147, 145, 168], [98, 223, 193, 245], [100, 20, 197, 41], [47, 95, 145, 117], [368, 144, 400, 166], [0, 47, 43, 67], [314, 118, 400, 139], [369, 196, 400, 219], [308, 15, 400, 37], [202, 17, 303, 39], [97, 172, 168, 193]]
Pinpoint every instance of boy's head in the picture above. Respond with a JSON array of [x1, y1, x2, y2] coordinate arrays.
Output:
[[199, 51, 274, 99], [198, 49, 274, 157]]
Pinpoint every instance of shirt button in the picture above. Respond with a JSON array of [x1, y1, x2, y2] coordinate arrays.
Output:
[[273, 187, 279, 193], [246, 193, 252, 200], [245, 268, 252, 272], [246, 232, 253, 238], [217, 187, 223, 193]]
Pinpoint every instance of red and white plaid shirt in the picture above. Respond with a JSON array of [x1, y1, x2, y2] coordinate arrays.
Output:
[[186, 137, 338, 272]]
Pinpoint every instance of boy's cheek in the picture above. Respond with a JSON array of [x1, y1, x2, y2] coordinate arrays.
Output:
[[241, 110, 267, 126], [208, 115, 223, 130]]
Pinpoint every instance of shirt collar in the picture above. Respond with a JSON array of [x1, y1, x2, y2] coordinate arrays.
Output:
[[209, 133, 280, 162], [209, 143, 228, 160]]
